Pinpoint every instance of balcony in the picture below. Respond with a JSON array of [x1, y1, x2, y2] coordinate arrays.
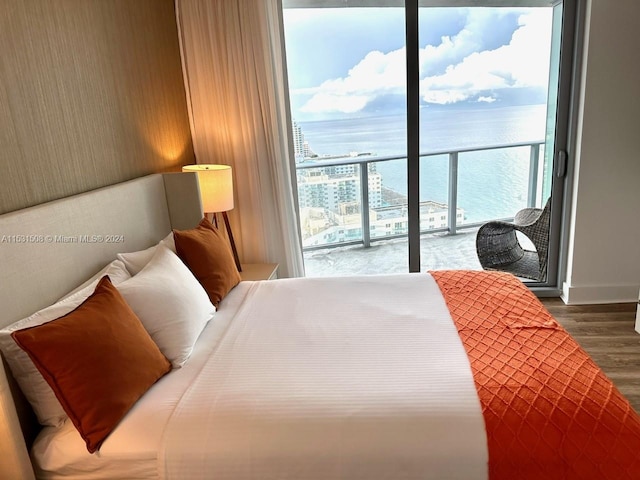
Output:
[[296, 140, 545, 277]]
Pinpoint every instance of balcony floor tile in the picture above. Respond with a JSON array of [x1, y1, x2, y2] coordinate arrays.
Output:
[[304, 228, 482, 277]]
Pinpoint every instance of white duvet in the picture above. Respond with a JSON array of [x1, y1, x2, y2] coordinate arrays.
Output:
[[33, 274, 488, 480]]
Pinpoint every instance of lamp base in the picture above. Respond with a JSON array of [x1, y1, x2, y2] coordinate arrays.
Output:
[[221, 211, 242, 272], [210, 212, 242, 272]]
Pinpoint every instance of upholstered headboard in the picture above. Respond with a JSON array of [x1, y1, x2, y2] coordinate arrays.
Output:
[[0, 173, 203, 479]]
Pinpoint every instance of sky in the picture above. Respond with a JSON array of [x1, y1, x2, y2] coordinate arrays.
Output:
[[283, 7, 553, 121]]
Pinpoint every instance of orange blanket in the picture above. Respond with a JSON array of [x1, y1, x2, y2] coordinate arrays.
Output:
[[431, 270, 640, 479]]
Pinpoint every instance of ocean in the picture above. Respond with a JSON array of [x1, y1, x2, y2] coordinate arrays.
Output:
[[297, 104, 548, 223]]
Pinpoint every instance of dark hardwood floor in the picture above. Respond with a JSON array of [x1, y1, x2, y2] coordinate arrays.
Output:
[[541, 298, 640, 413]]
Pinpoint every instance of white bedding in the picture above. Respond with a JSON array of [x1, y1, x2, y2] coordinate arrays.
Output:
[[31, 283, 253, 479], [33, 274, 488, 480]]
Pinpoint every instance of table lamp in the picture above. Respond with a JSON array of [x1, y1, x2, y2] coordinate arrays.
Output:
[[182, 164, 241, 272]]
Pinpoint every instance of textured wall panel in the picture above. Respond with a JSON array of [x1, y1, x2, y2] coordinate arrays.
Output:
[[0, 0, 194, 213]]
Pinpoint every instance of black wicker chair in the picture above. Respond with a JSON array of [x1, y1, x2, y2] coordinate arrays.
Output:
[[475, 198, 551, 282]]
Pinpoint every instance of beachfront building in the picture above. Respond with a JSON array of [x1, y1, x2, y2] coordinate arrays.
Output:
[[301, 200, 464, 247], [297, 166, 383, 212]]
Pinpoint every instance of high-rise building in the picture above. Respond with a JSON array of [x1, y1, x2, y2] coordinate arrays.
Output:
[[292, 121, 305, 162], [297, 167, 382, 212]]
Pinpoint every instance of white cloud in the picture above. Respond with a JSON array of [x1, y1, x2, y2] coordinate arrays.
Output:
[[300, 92, 372, 114], [420, 10, 552, 104], [298, 49, 406, 114], [294, 9, 552, 114], [418, 9, 505, 77]]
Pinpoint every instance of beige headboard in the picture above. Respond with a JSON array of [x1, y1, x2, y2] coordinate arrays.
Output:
[[0, 172, 203, 479]]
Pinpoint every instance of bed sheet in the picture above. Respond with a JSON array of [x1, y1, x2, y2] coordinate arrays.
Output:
[[33, 273, 488, 479], [160, 274, 487, 480], [31, 283, 254, 480]]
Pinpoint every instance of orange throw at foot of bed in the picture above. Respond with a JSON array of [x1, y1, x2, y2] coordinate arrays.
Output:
[[431, 270, 640, 480]]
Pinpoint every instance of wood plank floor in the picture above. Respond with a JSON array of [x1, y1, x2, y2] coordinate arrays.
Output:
[[541, 299, 640, 413]]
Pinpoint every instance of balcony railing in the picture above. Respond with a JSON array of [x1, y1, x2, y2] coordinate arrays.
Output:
[[296, 140, 545, 251]]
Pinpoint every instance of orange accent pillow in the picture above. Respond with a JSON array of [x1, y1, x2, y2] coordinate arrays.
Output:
[[173, 217, 241, 307], [12, 276, 171, 453]]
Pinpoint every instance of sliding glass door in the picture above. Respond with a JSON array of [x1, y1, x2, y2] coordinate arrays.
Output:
[[413, 2, 573, 286], [283, 0, 576, 287], [283, 5, 408, 276]]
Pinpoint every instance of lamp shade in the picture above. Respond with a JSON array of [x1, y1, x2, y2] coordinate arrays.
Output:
[[182, 164, 234, 213]]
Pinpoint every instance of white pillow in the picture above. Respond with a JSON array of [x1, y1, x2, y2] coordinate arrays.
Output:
[[58, 258, 132, 301], [117, 233, 175, 275], [0, 260, 131, 427], [116, 246, 215, 368]]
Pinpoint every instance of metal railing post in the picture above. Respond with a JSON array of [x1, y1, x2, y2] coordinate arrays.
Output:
[[360, 162, 371, 248], [448, 152, 459, 235], [528, 144, 540, 208]]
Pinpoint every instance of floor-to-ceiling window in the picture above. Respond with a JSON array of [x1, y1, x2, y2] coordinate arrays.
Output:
[[284, 5, 409, 274], [283, 0, 576, 288]]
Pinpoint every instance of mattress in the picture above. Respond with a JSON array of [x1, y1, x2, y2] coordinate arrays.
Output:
[[33, 274, 487, 479], [31, 272, 640, 479]]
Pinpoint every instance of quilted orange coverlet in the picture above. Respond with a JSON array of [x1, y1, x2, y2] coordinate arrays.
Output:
[[431, 270, 640, 479]]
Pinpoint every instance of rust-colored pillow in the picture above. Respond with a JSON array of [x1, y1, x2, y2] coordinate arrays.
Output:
[[12, 276, 171, 453], [173, 217, 241, 307]]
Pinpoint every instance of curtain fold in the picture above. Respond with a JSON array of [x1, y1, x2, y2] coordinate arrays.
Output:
[[176, 0, 304, 278]]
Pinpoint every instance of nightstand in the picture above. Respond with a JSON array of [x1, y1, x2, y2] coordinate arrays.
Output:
[[240, 263, 279, 281]]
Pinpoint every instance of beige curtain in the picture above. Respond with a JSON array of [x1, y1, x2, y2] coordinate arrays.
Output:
[[176, 0, 304, 278]]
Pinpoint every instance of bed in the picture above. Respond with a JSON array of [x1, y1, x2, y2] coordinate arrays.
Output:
[[1, 173, 639, 480]]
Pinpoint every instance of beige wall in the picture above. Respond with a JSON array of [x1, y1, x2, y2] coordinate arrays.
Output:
[[0, 0, 194, 214], [563, 0, 640, 303]]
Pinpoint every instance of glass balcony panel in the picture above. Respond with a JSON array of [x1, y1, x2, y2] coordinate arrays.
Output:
[[418, 154, 449, 231], [371, 158, 409, 239], [297, 165, 363, 249], [457, 146, 530, 225]]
